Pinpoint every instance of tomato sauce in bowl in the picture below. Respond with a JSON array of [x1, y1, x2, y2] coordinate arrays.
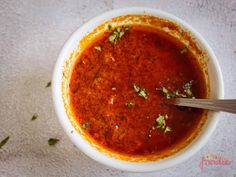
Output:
[[69, 25, 207, 160]]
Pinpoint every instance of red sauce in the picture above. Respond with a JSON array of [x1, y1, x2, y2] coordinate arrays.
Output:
[[69, 25, 207, 158]]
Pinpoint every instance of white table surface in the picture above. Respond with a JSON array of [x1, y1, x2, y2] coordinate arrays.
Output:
[[0, 0, 236, 176]]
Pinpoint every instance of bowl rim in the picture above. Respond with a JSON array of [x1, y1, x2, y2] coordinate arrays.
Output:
[[52, 7, 224, 172]]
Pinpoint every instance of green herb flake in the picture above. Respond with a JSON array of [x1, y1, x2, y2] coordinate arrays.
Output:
[[108, 26, 129, 44], [45, 81, 51, 88], [183, 80, 194, 98], [157, 81, 194, 99], [174, 90, 180, 97], [31, 114, 38, 121], [133, 84, 148, 99], [157, 86, 173, 99], [138, 88, 148, 99], [0, 136, 10, 149], [180, 47, 188, 54], [116, 27, 121, 32], [108, 34, 118, 44], [82, 122, 89, 129], [156, 114, 166, 128], [48, 138, 59, 146], [94, 45, 102, 52], [118, 31, 125, 38], [156, 114, 171, 133], [133, 84, 140, 93], [108, 24, 112, 30], [162, 87, 169, 94], [164, 126, 172, 133], [124, 27, 130, 31], [125, 101, 135, 107]]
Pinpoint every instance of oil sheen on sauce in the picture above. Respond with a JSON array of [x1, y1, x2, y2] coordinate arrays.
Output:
[[69, 25, 207, 158]]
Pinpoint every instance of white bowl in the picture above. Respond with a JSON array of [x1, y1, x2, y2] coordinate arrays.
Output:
[[52, 7, 224, 172]]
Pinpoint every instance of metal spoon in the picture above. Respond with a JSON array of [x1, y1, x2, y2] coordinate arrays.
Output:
[[169, 98, 236, 114]]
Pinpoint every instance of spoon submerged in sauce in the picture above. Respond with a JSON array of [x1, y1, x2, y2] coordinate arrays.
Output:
[[169, 98, 236, 114]]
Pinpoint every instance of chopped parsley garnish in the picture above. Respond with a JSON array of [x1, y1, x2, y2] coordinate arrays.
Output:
[[108, 24, 112, 30], [124, 27, 130, 32], [157, 80, 194, 99], [183, 80, 194, 98], [133, 84, 140, 92], [108, 34, 117, 44], [31, 114, 38, 121], [139, 89, 148, 99], [125, 101, 134, 107], [180, 47, 188, 54], [164, 126, 172, 133], [157, 86, 173, 99], [133, 84, 148, 99], [48, 138, 59, 146], [82, 122, 89, 129], [0, 136, 10, 149], [156, 114, 171, 133], [108, 27, 129, 44], [94, 45, 102, 52], [45, 81, 51, 88]]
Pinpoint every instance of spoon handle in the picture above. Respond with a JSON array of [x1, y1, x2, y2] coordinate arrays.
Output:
[[172, 98, 236, 114]]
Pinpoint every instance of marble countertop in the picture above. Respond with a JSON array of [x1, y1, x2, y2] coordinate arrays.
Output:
[[0, 0, 236, 177]]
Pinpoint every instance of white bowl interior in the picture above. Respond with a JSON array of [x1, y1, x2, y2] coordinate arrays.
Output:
[[52, 7, 224, 172]]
